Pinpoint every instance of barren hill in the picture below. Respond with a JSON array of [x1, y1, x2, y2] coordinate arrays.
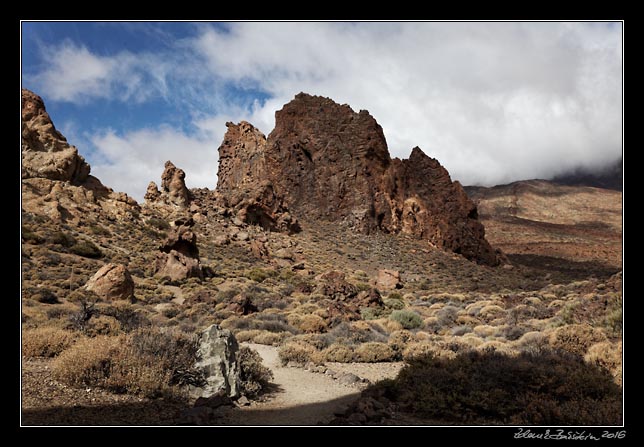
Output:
[[465, 180, 622, 275]]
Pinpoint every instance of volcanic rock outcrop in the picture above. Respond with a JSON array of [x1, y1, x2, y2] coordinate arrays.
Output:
[[215, 93, 499, 265], [145, 161, 191, 208], [154, 217, 203, 281], [215, 121, 300, 234], [85, 263, 135, 301], [21, 89, 139, 221]]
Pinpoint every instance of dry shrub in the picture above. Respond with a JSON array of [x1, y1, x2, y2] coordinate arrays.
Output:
[[52, 335, 121, 386], [298, 314, 327, 333], [402, 342, 456, 362], [355, 342, 396, 363], [85, 315, 122, 337], [22, 327, 78, 358], [238, 346, 273, 398], [585, 341, 622, 386], [381, 319, 403, 333], [388, 330, 414, 353], [476, 340, 516, 355], [278, 341, 318, 366], [479, 305, 505, 320], [514, 331, 550, 355], [254, 331, 290, 346], [52, 328, 200, 398], [382, 349, 622, 425], [321, 343, 355, 362], [473, 325, 497, 338], [549, 324, 607, 356], [235, 329, 262, 343]]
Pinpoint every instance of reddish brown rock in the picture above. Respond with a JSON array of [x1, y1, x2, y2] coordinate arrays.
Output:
[[85, 263, 134, 301], [314, 271, 359, 300], [226, 293, 258, 315], [155, 218, 203, 281], [215, 122, 300, 233], [375, 269, 402, 290], [215, 93, 499, 265]]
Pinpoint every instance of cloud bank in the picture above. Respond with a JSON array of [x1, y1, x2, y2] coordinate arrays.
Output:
[[25, 22, 622, 201]]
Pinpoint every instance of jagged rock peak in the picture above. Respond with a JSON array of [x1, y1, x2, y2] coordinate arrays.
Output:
[[214, 92, 499, 265], [21, 88, 91, 183], [145, 160, 191, 208]]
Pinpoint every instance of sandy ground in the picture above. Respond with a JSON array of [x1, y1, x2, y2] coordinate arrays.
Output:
[[216, 343, 403, 426]]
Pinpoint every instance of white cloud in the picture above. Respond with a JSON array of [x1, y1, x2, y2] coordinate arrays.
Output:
[[28, 22, 622, 197], [89, 127, 219, 202]]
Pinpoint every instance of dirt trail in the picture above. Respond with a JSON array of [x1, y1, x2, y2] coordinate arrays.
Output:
[[218, 343, 364, 426]]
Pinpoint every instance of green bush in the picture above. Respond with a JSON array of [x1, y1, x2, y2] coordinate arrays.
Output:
[[379, 349, 622, 425], [238, 346, 274, 398], [389, 310, 423, 329], [383, 298, 405, 310]]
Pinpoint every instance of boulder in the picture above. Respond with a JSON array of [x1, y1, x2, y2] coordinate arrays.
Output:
[[85, 263, 134, 301], [189, 324, 241, 401], [375, 269, 402, 290], [155, 218, 203, 281]]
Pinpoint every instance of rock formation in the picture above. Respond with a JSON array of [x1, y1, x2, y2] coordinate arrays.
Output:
[[22, 89, 90, 183], [85, 263, 135, 301], [21, 89, 139, 221], [189, 324, 241, 401], [215, 122, 300, 234], [215, 93, 499, 265], [154, 217, 203, 281], [145, 161, 191, 208], [375, 269, 402, 290]]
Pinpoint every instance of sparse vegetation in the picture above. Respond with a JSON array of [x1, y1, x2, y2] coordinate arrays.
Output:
[[22, 327, 78, 358], [389, 309, 423, 329], [238, 346, 273, 398]]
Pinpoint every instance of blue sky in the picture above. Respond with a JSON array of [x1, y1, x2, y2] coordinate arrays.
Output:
[[22, 22, 622, 201]]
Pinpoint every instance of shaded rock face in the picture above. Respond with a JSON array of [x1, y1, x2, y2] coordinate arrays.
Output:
[[155, 218, 203, 281], [22, 89, 90, 183], [215, 122, 300, 234], [145, 161, 191, 208], [21, 89, 140, 222], [216, 93, 499, 265], [85, 263, 134, 301], [189, 324, 241, 401]]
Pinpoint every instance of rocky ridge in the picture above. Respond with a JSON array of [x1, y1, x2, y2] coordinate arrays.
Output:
[[216, 93, 499, 265]]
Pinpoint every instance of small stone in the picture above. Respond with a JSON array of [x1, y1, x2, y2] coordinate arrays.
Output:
[[236, 232, 250, 241], [237, 395, 250, 407], [337, 373, 361, 385]]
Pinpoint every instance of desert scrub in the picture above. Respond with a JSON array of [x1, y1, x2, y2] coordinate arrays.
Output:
[[320, 343, 355, 362], [389, 309, 423, 330], [548, 324, 607, 356], [70, 241, 103, 259], [585, 341, 622, 386], [238, 346, 274, 398], [402, 342, 456, 361], [22, 327, 78, 358], [278, 341, 318, 366], [52, 328, 201, 398], [297, 314, 328, 333], [387, 330, 414, 353], [355, 342, 396, 362], [380, 349, 622, 425]]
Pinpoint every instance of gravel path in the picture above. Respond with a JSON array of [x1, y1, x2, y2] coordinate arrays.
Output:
[[218, 343, 363, 425]]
